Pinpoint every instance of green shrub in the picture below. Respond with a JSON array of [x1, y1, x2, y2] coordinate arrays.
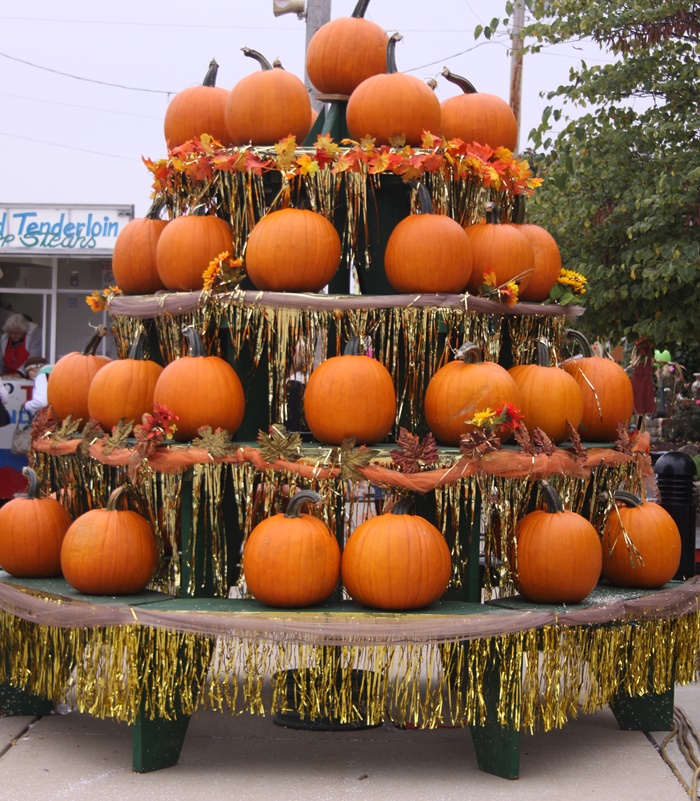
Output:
[[665, 399, 700, 443]]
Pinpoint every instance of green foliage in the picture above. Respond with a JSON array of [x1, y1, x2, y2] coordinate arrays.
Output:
[[665, 399, 700, 444], [510, 2, 700, 352]]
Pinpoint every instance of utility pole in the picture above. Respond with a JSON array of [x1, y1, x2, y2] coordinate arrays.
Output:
[[509, 0, 525, 154], [305, 0, 331, 112]]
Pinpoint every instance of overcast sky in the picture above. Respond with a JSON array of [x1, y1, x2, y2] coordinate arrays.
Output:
[[1, 1, 612, 218]]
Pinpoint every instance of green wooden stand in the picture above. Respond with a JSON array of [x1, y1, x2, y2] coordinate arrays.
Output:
[[0, 680, 53, 717]]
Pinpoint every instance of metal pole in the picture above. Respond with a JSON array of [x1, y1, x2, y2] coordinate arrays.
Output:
[[509, 0, 525, 154], [305, 0, 331, 112]]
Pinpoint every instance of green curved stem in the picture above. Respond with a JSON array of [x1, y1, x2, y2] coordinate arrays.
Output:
[[182, 326, 206, 357], [128, 331, 149, 361], [392, 496, 414, 515], [565, 328, 595, 358], [454, 342, 483, 364], [535, 338, 552, 368], [351, 0, 372, 18], [202, 58, 219, 87], [441, 67, 477, 94], [538, 480, 565, 514], [242, 47, 273, 71], [483, 202, 501, 225], [386, 32, 403, 74], [82, 326, 108, 356], [613, 490, 643, 508], [20, 467, 40, 500], [106, 485, 128, 512], [343, 336, 371, 356], [284, 490, 322, 518], [145, 195, 166, 220], [412, 182, 434, 215]]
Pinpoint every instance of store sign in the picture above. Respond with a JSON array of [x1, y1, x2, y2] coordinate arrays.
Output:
[[0, 204, 133, 254]]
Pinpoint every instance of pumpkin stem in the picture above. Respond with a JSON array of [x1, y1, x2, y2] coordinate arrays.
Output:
[[535, 338, 553, 368], [386, 32, 403, 75], [391, 496, 415, 515], [284, 489, 322, 519], [613, 490, 643, 508], [343, 336, 369, 356], [202, 58, 219, 87], [441, 67, 477, 95], [19, 467, 40, 500], [128, 331, 149, 361], [454, 342, 482, 364], [512, 194, 526, 224], [409, 180, 434, 215], [272, 58, 285, 70], [565, 328, 594, 359], [242, 47, 274, 71], [182, 325, 206, 357], [538, 480, 566, 514], [483, 202, 501, 225], [106, 485, 128, 512], [82, 325, 108, 356], [145, 195, 167, 221], [351, 0, 372, 18]]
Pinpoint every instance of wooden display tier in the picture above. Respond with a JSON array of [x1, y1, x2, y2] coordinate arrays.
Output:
[[1, 572, 699, 778]]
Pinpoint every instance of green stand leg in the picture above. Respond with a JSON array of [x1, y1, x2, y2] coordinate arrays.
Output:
[[0, 681, 53, 716], [610, 686, 675, 731], [132, 708, 193, 773]]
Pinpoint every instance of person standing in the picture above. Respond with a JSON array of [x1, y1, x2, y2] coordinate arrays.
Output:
[[0, 314, 43, 377]]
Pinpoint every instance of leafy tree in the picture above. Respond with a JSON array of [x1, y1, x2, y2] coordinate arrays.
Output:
[[505, 2, 700, 368]]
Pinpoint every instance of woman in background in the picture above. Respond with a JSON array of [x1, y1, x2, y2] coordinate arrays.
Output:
[[0, 314, 43, 377], [22, 357, 52, 416]]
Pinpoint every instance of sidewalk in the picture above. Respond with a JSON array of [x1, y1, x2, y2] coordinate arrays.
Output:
[[2, 685, 697, 801]]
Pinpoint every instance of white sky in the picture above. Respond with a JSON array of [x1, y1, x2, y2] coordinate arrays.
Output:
[[1, 1, 612, 218]]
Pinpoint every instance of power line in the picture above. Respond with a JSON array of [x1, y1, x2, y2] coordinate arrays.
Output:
[[0, 131, 136, 161], [0, 92, 163, 120]]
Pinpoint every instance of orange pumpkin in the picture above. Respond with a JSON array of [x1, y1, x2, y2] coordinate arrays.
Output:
[[601, 490, 681, 588], [60, 486, 159, 595], [87, 331, 164, 431], [513, 222, 562, 303], [561, 329, 634, 442], [424, 342, 521, 446], [440, 68, 518, 151], [304, 337, 396, 445], [243, 490, 340, 607], [346, 33, 441, 146], [152, 326, 245, 442], [464, 202, 533, 294], [341, 497, 451, 610], [245, 208, 341, 292], [514, 481, 602, 604], [508, 339, 583, 444], [225, 48, 311, 146], [164, 59, 232, 148], [112, 196, 169, 295], [0, 467, 73, 578], [306, 0, 388, 96], [156, 211, 233, 292], [47, 326, 111, 425], [384, 182, 472, 293]]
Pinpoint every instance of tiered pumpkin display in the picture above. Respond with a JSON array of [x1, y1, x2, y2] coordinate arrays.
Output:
[[155, 208, 234, 292], [164, 59, 231, 148], [244, 207, 341, 292], [341, 497, 452, 610], [383, 182, 473, 293], [111, 196, 169, 295], [0, 467, 73, 578], [508, 339, 584, 444], [464, 202, 534, 295], [346, 32, 441, 146], [87, 331, 164, 431], [514, 481, 602, 604], [440, 68, 518, 151], [562, 329, 634, 442], [424, 342, 521, 446], [601, 490, 681, 588], [153, 326, 245, 442], [60, 485, 159, 595], [225, 48, 312, 146], [47, 325, 111, 425], [243, 490, 341, 607], [306, 0, 389, 96]]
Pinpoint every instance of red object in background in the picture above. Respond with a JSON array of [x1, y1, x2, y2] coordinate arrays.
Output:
[[0, 466, 28, 500]]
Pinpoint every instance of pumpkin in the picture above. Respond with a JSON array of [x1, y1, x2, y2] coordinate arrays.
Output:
[[164, 59, 231, 148], [512, 222, 562, 303], [306, 0, 388, 96], [346, 33, 442, 146], [111, 196, 169, 295], [440, 68, 518, 151], [601, 490, 681, 588], [424, 342, 521, 446], [60, 485, 159, 595], [561, 329, 635, 442], [384, 182, 473, 293], [464, 202, 533, 294], [341, 497, 451, 610], [243, 490, 340, 607], [0, 467, 73, 578], [245, 208, 341, 292], [225, 48, 312, 146], [87, 331, 163, 431], [303, 337, 396, 445], [47, 325, 111, 425], [514, 481, 602, 604], [152, 326, 245, 442], [156, 210, 233, 292], [508, 339, 583, 444]]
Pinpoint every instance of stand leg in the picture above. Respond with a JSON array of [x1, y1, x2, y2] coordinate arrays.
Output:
[[0, 681, 53, 716], [132, 707, 193, 773], [610, 686, 675, 731]]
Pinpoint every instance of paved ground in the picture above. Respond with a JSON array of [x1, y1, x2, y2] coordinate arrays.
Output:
[[1, 683, 698, 801]]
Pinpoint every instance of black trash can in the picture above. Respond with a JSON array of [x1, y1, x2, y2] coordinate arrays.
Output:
[[654, 451, 698, 581]]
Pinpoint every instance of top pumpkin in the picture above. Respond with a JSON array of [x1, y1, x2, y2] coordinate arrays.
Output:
[[306, 0, 389, 96]]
